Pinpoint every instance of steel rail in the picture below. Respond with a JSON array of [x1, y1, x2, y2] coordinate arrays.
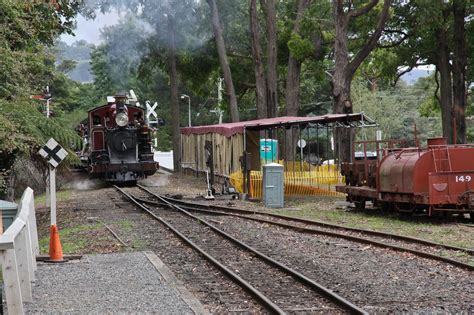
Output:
[[147, 191, 473, 256], [133, 189, 473, 271], [135, 196, 474, 272], [113, 186, 285, 314], [137, 185, 368, 314]]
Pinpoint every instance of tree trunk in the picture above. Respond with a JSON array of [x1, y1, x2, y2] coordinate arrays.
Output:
[[331, 0, 391, 162], [261, 0, 278, 118], [207, 0, 240, 122], [332, 1, 352, 162], [451, 0, 467, 143], [249, 0, 267, 119], [285, 0, 310, 116], [285, 0, 310, 161], [436, 9, 454, 144], [167, 16, 181, 172]]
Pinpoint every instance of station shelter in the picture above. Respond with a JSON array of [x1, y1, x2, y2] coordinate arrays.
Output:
[[180, 114, 376, 199]]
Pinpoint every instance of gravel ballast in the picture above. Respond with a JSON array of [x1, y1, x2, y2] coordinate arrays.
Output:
[[32, 173, 473, 313], [25, 252, 195, 314]]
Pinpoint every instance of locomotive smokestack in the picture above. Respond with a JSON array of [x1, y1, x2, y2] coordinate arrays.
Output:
[[115, 91, 128, 111]]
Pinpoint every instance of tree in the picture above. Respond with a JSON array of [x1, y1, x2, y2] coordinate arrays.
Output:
[[285, 0, 311, 116], [207, 0, 240, 122], [260, 0, 278, 118], [166, 14, 181, 171], [332, 0, 391, 161], [382, 0, 473, 144], [0, 0, 81, 152], [249, 0, 267, 119], [451, 0, 468, 143]]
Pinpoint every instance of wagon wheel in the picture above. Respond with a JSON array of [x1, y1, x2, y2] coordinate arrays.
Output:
[[381, 202, 394, 213]]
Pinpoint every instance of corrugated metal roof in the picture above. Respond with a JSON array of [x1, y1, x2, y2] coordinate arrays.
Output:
[[181, 113, 376, 137]]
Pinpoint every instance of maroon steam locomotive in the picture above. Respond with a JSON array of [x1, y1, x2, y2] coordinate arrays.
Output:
[[336, 137, 474, 221], [79, 95, 158, 183]]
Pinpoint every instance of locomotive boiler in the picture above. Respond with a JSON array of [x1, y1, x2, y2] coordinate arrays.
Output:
[[80, 94, 158, 183], [336, 138, 474, 221]]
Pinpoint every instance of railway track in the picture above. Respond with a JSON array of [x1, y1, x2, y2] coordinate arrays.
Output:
[[115, 185, 367, 314], [136, 185, 474, 271]]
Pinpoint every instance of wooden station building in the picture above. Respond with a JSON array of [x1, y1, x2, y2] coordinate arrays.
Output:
[[180, 113, 376, 181]]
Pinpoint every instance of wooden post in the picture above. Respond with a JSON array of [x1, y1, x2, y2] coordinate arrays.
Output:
[[0, 249, 24, 314], [28, 193, 39, 269], [15, 226, 32, 302], [50, 166, 56, 226], [0, 208, 3, 234]]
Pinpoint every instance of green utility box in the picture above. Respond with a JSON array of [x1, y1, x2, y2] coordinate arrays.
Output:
[[0, 200, 18, 232]]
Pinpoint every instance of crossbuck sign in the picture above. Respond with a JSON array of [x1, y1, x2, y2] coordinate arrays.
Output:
[[39, 138, 68, 168], [146, 101, 158, 125], [38, 138, 67, 226]]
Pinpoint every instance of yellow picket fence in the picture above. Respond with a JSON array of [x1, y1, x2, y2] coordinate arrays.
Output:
[[229, 163, 345, 199]]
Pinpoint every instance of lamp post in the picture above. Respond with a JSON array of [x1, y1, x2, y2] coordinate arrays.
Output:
[[181, 94, 191, 127]]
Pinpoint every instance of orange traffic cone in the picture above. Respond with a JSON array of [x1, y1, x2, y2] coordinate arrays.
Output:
[[46, 224, 67, 263]]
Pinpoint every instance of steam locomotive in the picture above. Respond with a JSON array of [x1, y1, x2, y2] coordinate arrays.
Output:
[[336, 138, 474, 221], [79, 94, 158, 183]]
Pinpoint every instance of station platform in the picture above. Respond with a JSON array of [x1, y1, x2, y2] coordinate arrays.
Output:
[[25, 251, 207, 314]]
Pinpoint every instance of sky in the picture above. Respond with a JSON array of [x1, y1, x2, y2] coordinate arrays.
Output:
[[60, 11, 120, 45]]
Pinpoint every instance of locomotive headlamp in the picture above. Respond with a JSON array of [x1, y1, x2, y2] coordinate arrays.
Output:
[[115, 112, 129, 127]]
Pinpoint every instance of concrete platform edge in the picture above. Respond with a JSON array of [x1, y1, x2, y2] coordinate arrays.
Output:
[[143, 251, 209, 315]]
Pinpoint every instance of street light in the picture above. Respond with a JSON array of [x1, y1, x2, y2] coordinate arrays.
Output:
[[181, 94, 191, 127]]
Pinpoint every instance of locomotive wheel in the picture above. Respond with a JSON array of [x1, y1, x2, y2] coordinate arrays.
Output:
[[354, 200, 366, 210], [469, 213, 474, 223]]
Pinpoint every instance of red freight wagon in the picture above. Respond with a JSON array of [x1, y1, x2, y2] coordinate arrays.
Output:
[[337, 138, 474, 220]]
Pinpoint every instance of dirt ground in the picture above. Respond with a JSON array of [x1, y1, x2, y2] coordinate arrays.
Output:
[[33, 171, 473, 313], [35, 171, 473, 254]]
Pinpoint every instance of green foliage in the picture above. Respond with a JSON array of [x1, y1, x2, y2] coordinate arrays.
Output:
[[287, 33, 314, 61], [57, 59, 78, 74], [418, 96, 440, 118], [0, 0, 82, 163], [0, 0, 78, 51], [351, 78, 441, 143], [0, 99, 81, 154], [358, 49, 400, 88]]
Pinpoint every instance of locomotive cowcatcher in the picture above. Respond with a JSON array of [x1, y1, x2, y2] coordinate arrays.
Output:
[[80, 94, 158, 183], [336, 137, 474, 221]]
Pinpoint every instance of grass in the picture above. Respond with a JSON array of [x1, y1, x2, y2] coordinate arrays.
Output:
[[34, 190, 74, 208], [116, 220, 134, 233], [115, 220, 147, 250], [272, 198, 474, 249], [38, 223, 102, 254]]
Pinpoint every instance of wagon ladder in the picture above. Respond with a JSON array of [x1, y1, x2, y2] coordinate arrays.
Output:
[[432, 146, 452, 172]]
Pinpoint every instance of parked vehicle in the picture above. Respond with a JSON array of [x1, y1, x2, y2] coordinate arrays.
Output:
[[336, 138, 474, 221]]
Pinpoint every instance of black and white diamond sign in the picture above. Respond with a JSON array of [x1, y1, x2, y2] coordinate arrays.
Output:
[[39, 138, 68, 168]]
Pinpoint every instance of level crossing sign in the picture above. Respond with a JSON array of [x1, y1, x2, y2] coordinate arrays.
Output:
[[146, 101, 158, 124], [39, 138, 68, 168]]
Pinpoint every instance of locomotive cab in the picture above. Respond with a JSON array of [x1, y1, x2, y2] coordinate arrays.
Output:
[[83, 94, 158, 183]]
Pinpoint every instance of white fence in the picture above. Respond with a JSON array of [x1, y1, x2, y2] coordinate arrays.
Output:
[[0, 187, 39, 314], [154, 151, 174, 171]]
